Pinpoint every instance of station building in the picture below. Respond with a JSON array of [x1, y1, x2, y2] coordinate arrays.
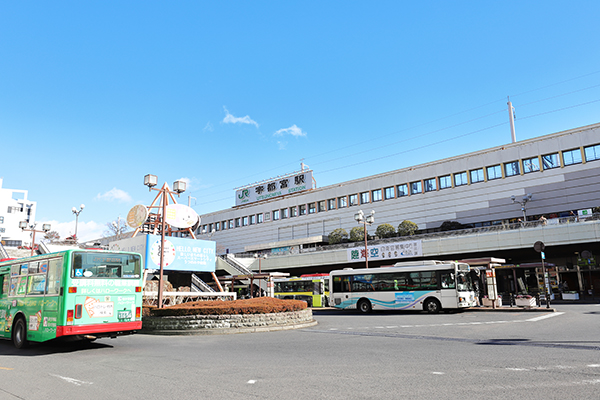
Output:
[[197, 122, 600, 298]]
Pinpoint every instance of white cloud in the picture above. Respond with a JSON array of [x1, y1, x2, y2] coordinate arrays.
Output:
[[41, 219, 104, 243], [277, 141, 288, 150], [95, 188, 133, 203], [274, 124, 307, 137], [222, 106, 259, 127], [203, 122, 214, 132]]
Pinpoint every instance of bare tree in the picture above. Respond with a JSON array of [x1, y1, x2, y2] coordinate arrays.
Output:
[[44, 230, 60, 242], [103, 218, 130, 238]]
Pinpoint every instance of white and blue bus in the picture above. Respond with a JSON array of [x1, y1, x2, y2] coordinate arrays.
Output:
[[329, 260, 476, 313]]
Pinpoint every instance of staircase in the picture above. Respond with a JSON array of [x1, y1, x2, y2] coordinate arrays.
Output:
[[191, 273, 216, 292]]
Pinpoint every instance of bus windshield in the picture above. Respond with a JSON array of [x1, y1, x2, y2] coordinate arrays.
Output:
[[71, 252, 141, 279], [456, 270, 473, 291]]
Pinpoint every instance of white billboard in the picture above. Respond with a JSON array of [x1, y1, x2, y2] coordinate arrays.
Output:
[[347, 240, 423, 263]]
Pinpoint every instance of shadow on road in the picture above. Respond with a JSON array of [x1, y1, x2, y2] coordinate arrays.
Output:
[[0, 338, 112, 356]]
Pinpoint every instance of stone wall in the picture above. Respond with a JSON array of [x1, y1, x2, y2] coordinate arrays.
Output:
[[141, 309, 316, 335]]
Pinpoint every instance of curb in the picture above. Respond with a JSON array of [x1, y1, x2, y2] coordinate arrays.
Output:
[[141, 319, 318, 336]]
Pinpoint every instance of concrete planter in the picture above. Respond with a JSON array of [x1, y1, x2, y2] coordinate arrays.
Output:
[[562, 292, 579, 300], [481, 298, 502, 307], [141, 309, 316, 335], [515, 297, 536, 308]]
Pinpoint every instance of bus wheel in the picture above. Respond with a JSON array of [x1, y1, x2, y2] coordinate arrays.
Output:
[[424, 298, 441, 314], [357, 299, 372, 314], [13, 318, 29, 349]]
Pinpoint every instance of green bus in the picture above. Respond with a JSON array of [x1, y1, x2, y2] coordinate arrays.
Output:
[[273, 274, 330, 307], [0, 249, 143, 348]]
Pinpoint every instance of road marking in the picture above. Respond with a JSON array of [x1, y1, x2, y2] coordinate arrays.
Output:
[[526, 312, 564, 322], [50, 374, 93, 386], [588, 364, 600, 367], [431, 371, 445, 375], [0, 367, 14, 370], [247, 380, 256, 384], [506, 368, 529, 371]]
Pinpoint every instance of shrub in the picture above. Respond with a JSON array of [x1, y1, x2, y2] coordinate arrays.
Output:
[[397, 220, 418, 236], [349, 226, 365, 242], [440, 221, 464, 231], [375, 223, 396, 238], [328, 228, 348, 244], [145, 297, 307, 317]]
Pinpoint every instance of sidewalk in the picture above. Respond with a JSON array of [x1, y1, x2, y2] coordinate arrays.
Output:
[[469, 305, 556, 312]]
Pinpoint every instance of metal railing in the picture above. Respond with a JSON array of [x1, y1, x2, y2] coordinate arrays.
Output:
[[143, 291, 236, 307], [231, 213, 599, 258]]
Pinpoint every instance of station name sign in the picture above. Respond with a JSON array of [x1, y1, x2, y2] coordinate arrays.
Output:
[[235, 170, 313, 206]]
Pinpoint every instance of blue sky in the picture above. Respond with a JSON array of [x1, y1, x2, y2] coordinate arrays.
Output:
[[1, 1, 599, 242]]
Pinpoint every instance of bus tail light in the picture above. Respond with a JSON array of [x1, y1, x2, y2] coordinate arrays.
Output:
[[75, 304, 83, 319], [136, 307, 141, 319], [135, 286, 142, 293], [68, 287, 77, 293], [67, 310, 74, 325]]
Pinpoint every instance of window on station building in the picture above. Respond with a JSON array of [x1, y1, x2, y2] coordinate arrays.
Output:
[[454, 172, 467, 186], [338, 196, 347, 208], [397, 184, 408, 197], [290, 206, 297, 217], [523, 157, 540, 173], [504, 161, 520, 177], [585, 144, 600, 162], [439, 175, 451, 189], [470, 168, 484, 183], [215, 222, 220, 231], [272, 210, 279, 220], [235, 218, 241, 227], [308, 203, 316, 214], [360, 192, 370, 204], [242, 217, 248, 226], [281, 208, 289, 219], [318, 200, 326, 212], [349, 194, 358, 206], [542, 153, 560, 169], [327, 199, 336, 210], [372, 189, 382, 202], [299, 204, 307, 215], [228, 220, 234, 229], [562, 148, 582, 166], [257, 214, 263, 224], [249, 215, 255, 225], [384, 186, 395, 199], [486, 165, 502, 180], [424, 178, 436, 192], [410, 181, 422, 194]]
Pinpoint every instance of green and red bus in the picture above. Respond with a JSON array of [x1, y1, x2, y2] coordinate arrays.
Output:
[[0, 249, 143, 348]]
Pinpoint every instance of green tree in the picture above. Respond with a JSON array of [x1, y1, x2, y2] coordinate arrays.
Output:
[[349, 226, 365, 242], [397, 220, 418, 236], [328, 228, 348, 244], [375, 223, 396, 238]]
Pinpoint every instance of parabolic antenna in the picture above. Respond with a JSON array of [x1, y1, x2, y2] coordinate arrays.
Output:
[[126, 205, 149, 228], [164, 204, 199, 229]]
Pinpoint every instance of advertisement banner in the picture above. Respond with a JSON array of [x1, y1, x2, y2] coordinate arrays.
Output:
[[109, 234, 216, 272], [346, 240, 422, 263]]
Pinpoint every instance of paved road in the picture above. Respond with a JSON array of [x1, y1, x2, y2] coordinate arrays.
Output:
[[1, 304, 599, 400]]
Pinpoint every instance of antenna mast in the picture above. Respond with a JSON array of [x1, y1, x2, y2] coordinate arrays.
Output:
[[508, 96, 516, 143]]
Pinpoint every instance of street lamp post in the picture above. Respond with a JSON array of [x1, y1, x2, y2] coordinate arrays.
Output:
[[144, 174, 186, 308], [19, 222, 51, 256], [71, 204, 85, 242], [354, 210, 375, 268], [511, 194, 532, 221]]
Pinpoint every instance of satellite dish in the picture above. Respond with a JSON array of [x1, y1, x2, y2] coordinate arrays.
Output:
[[126, 205, 149, 228], [164, 204, 199, 228]]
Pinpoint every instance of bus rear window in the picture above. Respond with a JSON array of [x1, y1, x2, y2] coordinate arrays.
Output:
[[72, 253, 141, 279]]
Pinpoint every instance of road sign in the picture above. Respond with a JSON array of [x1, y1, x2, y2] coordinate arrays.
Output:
[[534, 241, 545, 253]]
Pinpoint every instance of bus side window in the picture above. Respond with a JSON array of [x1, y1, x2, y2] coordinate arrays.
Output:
[[46, 258, 63, 295], [440, 271, 455, 289]]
